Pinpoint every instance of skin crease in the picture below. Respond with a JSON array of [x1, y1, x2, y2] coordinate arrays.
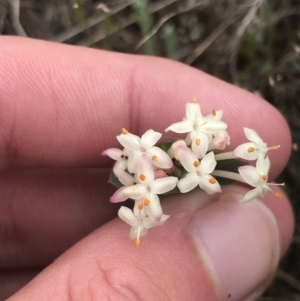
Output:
[[0, 36, 294, 301]]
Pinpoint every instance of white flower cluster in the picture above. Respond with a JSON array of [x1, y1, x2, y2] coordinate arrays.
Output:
[[103, 99, 282, 247]]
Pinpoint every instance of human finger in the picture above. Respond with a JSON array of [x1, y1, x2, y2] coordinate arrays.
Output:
[[7, 185, 294, 301], [0, 36, 290, 175], [0, 168, 121, 269]]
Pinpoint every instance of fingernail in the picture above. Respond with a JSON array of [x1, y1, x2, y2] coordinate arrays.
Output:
[[188, 190, 280, 301]]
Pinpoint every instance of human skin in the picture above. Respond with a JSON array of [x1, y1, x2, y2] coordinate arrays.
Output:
[[0, 36, 294, 301]]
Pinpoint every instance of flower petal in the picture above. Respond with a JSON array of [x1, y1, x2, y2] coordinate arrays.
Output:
[[141, 129, 162, 149], [186, 102, 202, 120], [238, 165, 260, 187], [165, 119, 193, 133], [191, 132, 209, 159], [144, 193, 163, 221], [206, 110, 223, 121], [240, 186, 263, 203], [123, 184, 147, 199], [177, 145, 198, 173], [102, 148, 123, 160], [137, 154, 154, 185], [199, 151, 216, 175], [147, 146, 173, 169], [110, 187, 129, 203], [127, 150, 142, 173], [177, 172, 199, 193], [167, 140, 186, 159], [115, 169, 134, 186], [118, 206, 137, 226], [133, 200, 147, 217], [256, 156, 270, 176], [150, 176, 178, 194], [198, 175, 221, 194], [116, 133, 140, 151], [233, 142, 258, 160], [143, 214, 169, 228], [113, 160, 127, 173], [130, 225, 148, 240], [201, 121, 227, 134], [244, 128, 264, 144]]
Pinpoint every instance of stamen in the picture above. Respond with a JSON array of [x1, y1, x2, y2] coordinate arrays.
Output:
[[195, 139, 201, 146], [262, 175, 268, 181], [192, 96, 198, 103], [193, 160, 200, 167], [212, 110, 216, 116], [134, 239, 140, 248], [209, 177, 217, 184], [275, 192, 282, 199], [144, 198, 150, 206], [247, 147, 255, 153], [272, 145, 280, 151], [138, 202, 144, 210], [139, 174, 146, 181], [121, 155, 124, 158], [152, 155, 158, 161], [124, 156, 128, 159], [122, 128, 129, 135]]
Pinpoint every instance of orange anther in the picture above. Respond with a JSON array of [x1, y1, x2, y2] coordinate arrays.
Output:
[[138, 203, 144, 210], [152, 155, 158, 161], [193, 160, 200, 167], [275, 192, 282, 199], [192, 97, 198, 103], [262, 175, 268, 181], [209, 177, 217, 184], [144, 198, 150, 206], [212, 110, 216, 116], [134, 239, 140, 248], [122, 128, 129, 135], [247, 147, 255, 153], [139, 174, 146, 181], [195, 139, 201, 146], [273, 146, 280, 151]]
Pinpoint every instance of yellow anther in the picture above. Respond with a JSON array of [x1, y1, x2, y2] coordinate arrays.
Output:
[[193, 160, 200, 167], [192, 97, 198, 103], [139, 174, 146, 181], [122, 128, 129, 135], [138, 202, 144, 210], [144, 198, 150, 206], [195, 139, 201, 146], [209, 177, 217, 184], [262, 175, 268, 181], [134, 239, 140, 248], [152, 155, 158, 161], [212, 110, 216, 116], [247, 147, 255, 153], [275, 192, 282, 199]]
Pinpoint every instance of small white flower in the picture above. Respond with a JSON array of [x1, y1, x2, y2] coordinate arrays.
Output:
[[165, 100, 227, 159], [118, 205, 169, 247], [116, 128, 173, 173], [102, 148, 130, 173], [167, 139, 187, 160], [110, 169, 137, 203], [209, 130, 230, 150], [122, 155, 178, 221], [177, 146, 221, 194], [233, 128, 280, 161], [238, 156, 282, 202]]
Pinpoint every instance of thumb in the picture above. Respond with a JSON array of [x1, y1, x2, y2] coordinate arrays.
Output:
[[8, 185, 293, 301]]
